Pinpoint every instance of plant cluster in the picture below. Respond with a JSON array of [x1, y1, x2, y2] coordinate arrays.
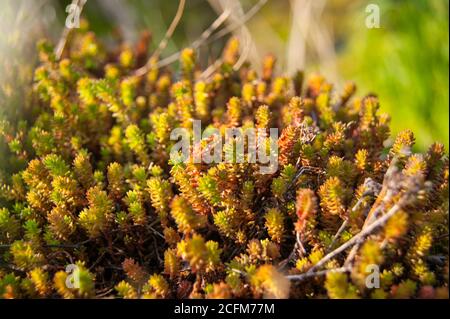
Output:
[[0, 22, 448, 299]]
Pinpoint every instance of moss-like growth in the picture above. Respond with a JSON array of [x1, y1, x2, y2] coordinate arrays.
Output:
[[0, 22, 448, 299]]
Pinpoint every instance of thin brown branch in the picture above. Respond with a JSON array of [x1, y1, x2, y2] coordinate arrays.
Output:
[[55, 0, 87, 60], [307, 203, 402, 273], [153, 9, 231, 71], [136, 0, 267, 76], [296, 231, 307, 256], [208, 0, 268, 42], [286, 266, 350, 281], [134, 0, 186, 77], [0, 238, 92, 250], [151, 0, 186, 60], [327, 219, 348, 251], [344, 190, 393, 266]]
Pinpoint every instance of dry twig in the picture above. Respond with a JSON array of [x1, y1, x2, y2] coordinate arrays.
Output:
[[287, 266, 350, 281], [134, 0, 186, 77], [307, 203, 402, 273]]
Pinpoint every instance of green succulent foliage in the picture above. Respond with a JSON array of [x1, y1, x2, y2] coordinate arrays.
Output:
[[0, 21, 447, 300]]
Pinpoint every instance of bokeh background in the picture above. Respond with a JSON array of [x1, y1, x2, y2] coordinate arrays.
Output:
[[1, 0, 448, 173]]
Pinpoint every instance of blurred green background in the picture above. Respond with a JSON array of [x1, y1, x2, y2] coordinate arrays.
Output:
[[338, 0, 449, 151], [1, 0, 448, 156]]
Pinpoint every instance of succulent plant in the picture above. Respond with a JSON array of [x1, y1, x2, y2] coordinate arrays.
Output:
[[0, 20, 448, 299]]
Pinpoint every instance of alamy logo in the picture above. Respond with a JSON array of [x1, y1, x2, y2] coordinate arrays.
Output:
[[365, 4, 381, 29], [65, 264, 80, 288], [65, 0, 87, 29], [365, 264, 380, 289], [170, 120, 279, 174]]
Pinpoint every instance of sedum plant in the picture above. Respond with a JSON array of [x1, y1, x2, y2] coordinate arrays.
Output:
[[0, 21, 448, 299]]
